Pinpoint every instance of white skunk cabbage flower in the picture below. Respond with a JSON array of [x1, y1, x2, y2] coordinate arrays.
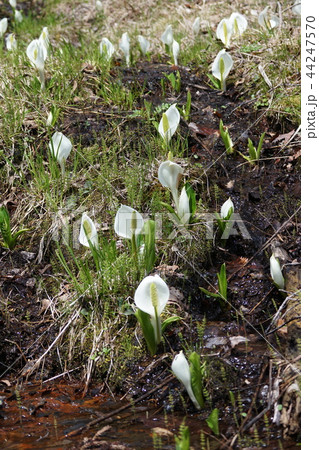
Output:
[[158, 159, 183, 209], [158, 160, 183, 192], [26, 38, 47, 89], [79, 213, 99, 248], [39, 27, 49, 50], [220, 198, 234, 219], [161, 24, 173, 46], [114, 205, 144, 240], [270, 254, 285, 290], [138, 35, 150, 55], [211, 49, 233, 91], [178, 186, 190, 224], [258, 6, 279, 30], [96, 0, 103, 11], [15, 10, 23, 23], [230, 12, 248, 36], [119, 32, 130, 66], [99, 37, 115, 60], [6, 33, 17, 51], [172, 39, 179, 65], [134, 274, 170, 343], [46, 111, 53, 127], [192, 17, 201, 36], [158, 103, 180, 143], [0, 18, 8, 38], [216, 18, 233, 48], [292, 1, 301, 16], [49, 131, 72, 167], [171, 351, 201, 410]]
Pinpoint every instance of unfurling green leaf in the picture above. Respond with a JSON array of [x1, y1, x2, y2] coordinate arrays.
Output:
[[217, 263, 227, 300], [189, 351, 205, 409], [0, 206, 29, 250], [143, 219, 156, 273], [206, 408, 220, 435]]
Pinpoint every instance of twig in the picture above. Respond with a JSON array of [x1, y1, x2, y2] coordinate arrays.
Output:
[[5, 340, 28, 364], [42, 367, 81, 383]]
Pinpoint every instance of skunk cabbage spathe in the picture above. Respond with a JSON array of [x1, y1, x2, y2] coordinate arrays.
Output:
[[220, 198, 234, 219], [0, 18, 8, 38], [211, 49, 233, 91], [119, 32, 130, 66], [158, 104, 180, 143], [79, 213, 99, 248], [216, 18, 233, 48], [138, 35, 150, 55], [171, 351, 202, 410], [26, 38, 48, 89], [99, 37, 115, 61], [270, 254, 285, 290], [114, 205, 144, 240], [258, 6, 279, 30], [134, 274, 170, 345]]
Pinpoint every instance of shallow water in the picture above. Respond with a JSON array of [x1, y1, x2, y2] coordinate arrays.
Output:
[[0, 381, 218, 449]]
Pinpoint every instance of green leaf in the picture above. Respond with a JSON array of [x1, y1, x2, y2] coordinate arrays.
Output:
[[206, 408, 219, 435], [135, 309, 157, 356], [247, 138, 257, 161], [219, 120, 234, 154], [164, 43, 170, 55], [143, 219, 156, 273], [219, 119, 225, 138], [160, 202, 181, 225], [160, 201, 176, 215], [217, 263, 227, 300], [207, 73, 221, 89], [0, 206, 13, 248], [237, 150, 252, 163], [161, 315, 181, 333], [185, 182, 196, 220], [11, 229, 29, 250], [199, 287, 221, 299], [189, 352, 204, 408], [175, 422, 190, 450], [214, 212, 226, 234], [184, 90, 192, 121], [0, 206, 28, 250], [229, 390, 236, 407], [256, 132, 265, 159]]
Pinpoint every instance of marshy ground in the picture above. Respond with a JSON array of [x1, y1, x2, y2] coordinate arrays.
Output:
[[0, 0, 301, 448]]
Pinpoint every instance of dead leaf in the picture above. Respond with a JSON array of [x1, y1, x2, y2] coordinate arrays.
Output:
[[229, 336, 250, 348], [258, 64, 272, 88], [152, 427, 174, 437], [189, 122, 219, 137], [288, 149, 301, 161], [225, 180, 235, 189], [272, 129, 296, 146]]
